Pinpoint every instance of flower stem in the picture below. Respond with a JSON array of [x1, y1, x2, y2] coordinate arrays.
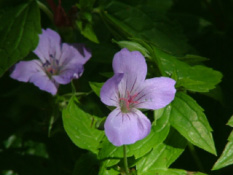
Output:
[[123, 145, 130, 175], [37, 1, 53, 22]]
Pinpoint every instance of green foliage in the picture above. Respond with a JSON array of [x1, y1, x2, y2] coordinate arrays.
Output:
[[0, 0, 41, 76], [62, 96, 104, 154], [170, 92, 216, 155], [153, 47, 223, 92], [89, 81, 103, 97], [212, 116, 233, 170]]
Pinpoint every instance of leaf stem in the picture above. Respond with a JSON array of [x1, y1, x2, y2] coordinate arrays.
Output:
[[188, 142, 205, 172], [123, 145, 130, 175], [37, 1, 53, 22]]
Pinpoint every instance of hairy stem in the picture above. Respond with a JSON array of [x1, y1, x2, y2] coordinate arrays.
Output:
[[123, 145, 130, 175]]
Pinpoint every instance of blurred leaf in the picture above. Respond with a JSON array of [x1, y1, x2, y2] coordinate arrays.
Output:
[[227, 115, 233, 127], [136, 129, 186, 174], [170, 92, 216, 155], [72, 153, 99, 175], [79, 0, 96, 10], [101, 1, 193, 55], [0, 0, 41, 76], [137, 168, 207, 175], [62, 96, 104, 154], [177, 54, 208, 65], [89, 82, 103, 97], [154, 47, 222, 92], [76, 21, 99, 43], [98, 106, 170, 159]]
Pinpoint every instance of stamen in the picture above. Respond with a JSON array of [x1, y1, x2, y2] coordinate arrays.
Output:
[[119, 90, 139, 112]]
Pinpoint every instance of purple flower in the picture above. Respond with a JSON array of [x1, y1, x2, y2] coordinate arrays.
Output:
[[100, 48, 176, 146], [10, 28, 91, 95]]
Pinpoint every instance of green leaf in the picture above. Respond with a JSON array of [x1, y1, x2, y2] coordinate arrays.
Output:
[[137, 168, 207, 175], [0, 1, 41, 76], [170, 92, 216, 155], [227, 115, 233, 127], [212, 139, 233, 170], [136, 128, 186, 174], [112, 39, 150, 58], [154, 47, 222, 92], [102, 1, 193, 55], [98, 107, 170, 159], [62, 96, 104, 154], [89, 82, 103, 97], [212, 116, 233, 170]]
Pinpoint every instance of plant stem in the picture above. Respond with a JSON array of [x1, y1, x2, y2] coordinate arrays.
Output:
[[37, 1, 53, 22], [123, 145, 130, 175], [188, 142, 205, 172]]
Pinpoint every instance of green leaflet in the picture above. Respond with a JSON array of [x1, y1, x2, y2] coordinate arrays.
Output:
[[137, 168, 207, 175], [212, 116, 233, 170], [62, 96, 104, 154], [136, 128, 187, 174], [153, 47, 222, 92], [0, 0, 41, 76], [89, 82, 104, 97], [170, 92, 216, 155]]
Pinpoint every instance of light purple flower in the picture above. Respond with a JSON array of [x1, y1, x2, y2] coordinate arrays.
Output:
[[100, 48, 176, 146], [10, 28, 91, 95]]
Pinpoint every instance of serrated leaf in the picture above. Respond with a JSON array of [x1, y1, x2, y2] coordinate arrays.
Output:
[[138, 168, 207, 175], [136, 128, 186, 174], [170, 92, 216, 155], [212, 140, 233, 170], [98, 107, 171, 159], [62, 96, 104, 154], [0, 1, 41, 76], [89, 82, 103, 97], [154, 47, 222, 92], [227, 115, 233, 127], [177, 54, 208, 65]]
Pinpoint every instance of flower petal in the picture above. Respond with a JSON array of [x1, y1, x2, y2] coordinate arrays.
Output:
[[136, 77, 176, 110], [112, 48, 147, 97], [100, 73, 124, 107], [10, 60, 58, 95], [60, 43, 91, 66], [53, 63, 83, 84], [104, 108, 151, 146], [33, 28, 61, 63]]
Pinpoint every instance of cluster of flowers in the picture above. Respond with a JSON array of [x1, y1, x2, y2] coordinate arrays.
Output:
[[11, 29, 176, 146]]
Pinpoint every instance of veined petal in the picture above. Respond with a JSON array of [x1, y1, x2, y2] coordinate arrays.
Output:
[[112, 48, 147, 97], [33, 28, 61, 63], [10, 60, 42, 82], [60, 43, 91, 66], [104, 108, 151, 146], [100, 73, 124, 107], [10, 60, 58, 95], [136, 77, 176, 110]]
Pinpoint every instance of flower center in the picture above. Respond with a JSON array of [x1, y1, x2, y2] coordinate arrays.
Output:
[[42, 54, 60, 77], [119, 91, 138, 113]]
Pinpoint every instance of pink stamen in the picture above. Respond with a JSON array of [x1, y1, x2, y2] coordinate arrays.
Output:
[[119, 91, 139, 110]]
